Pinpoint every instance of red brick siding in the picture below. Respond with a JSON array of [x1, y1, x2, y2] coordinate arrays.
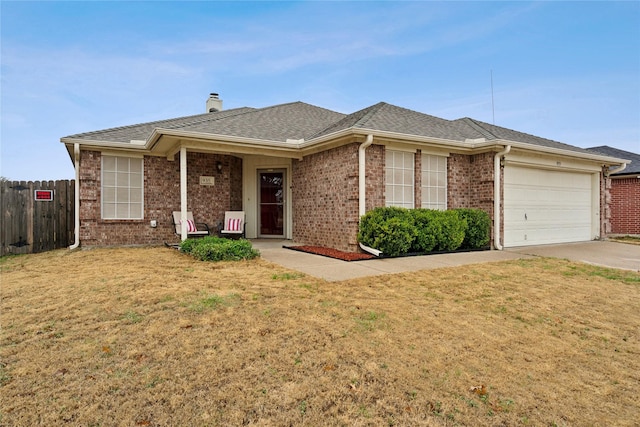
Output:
[[447, 152, 496, 245], [292, 143, 360, 252], [609, 177, 640, 235], [291, 146, 498, 252], [602, 172, 611, 236], [366, 144, 385, 211], [78, 150, 241, 247], [229, 156, 243, 211], [414, 150, 422, 207]]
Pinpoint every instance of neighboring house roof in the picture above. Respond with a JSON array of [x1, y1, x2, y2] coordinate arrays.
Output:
[[61, 100, 627, 166], [587, 146, 640, 175]]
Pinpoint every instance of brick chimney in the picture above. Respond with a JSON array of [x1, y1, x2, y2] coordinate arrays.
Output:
[[206, 93, 223, 112]]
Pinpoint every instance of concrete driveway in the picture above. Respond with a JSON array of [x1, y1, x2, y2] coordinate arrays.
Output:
[[506, 240, 640, 272]]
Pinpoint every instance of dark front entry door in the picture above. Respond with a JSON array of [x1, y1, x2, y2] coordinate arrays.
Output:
[[258, 170, 285, 237]]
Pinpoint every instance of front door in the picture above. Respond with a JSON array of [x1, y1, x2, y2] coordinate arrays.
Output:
[[258, 170, 285, 237]]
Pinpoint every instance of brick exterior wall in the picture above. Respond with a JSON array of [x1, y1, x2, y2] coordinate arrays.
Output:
[[447, 152, 497, 245], [609, 177, 640, 235], [292, 143, 361, 252], [78, 150, 242, 247], [78, 144, 614, 250], [366, 144, 385, 211], [602, 171, 611, 236], [291, 145, 499, 252], [290, 145, 500, 253]]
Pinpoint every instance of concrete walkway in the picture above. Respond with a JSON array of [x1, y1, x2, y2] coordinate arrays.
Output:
[[253, 240, 640, 282], [253, 240, 523, 281]]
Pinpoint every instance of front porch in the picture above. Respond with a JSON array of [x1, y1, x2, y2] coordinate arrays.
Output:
[[173, 149, 293, 243]]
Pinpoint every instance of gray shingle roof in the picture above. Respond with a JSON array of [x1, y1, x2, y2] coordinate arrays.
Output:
[[454, 117, 598, 155], [587, 146, 640, 175], [62, 100, 624, 162], [177, 102, 346, 141], [64, 107, 257, 143], [312, 102, 479, 141]]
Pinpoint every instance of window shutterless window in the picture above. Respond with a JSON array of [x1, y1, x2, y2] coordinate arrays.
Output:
[[101, 155, 143, 219], [385, 150, 414, 208], [421, 154, 447, 210]]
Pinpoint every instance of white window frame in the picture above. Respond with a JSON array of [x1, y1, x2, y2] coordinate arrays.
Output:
[[101, 155, 144, 220], [385, 149, 414, 208], [421, 153, 447, 210]]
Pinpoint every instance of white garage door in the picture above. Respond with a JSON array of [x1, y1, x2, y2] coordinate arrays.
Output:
[[504, 166, 593, 247]]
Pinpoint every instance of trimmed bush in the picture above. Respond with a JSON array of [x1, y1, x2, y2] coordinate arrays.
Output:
[[436, 210, 466, 251], [370, 216, 415, 257], [456, 208, 491, 249], [410, 209, 440, 253], [180, 236, 260, 262], [178, 237, 201, 254], [359, 207, 489, 256], [358, 207, 415, 257]]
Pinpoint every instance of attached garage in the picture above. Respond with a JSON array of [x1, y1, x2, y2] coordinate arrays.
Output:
[[503, 165, 596, 247]]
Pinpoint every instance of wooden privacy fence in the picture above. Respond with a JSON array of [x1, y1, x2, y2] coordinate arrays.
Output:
[[1, 180, 75, 256]]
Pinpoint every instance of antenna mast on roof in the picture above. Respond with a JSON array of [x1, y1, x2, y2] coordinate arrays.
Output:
[[491, 70, 495, 125]]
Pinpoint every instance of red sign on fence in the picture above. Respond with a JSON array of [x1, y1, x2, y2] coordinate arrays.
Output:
[[34, 190, 53, 201]]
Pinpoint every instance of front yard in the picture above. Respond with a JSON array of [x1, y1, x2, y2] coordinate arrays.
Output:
[[1, 247, 639, 426]]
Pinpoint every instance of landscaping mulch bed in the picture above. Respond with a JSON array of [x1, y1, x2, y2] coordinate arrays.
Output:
[[284, 245, 376, 261], [285, 245, 492, 261]]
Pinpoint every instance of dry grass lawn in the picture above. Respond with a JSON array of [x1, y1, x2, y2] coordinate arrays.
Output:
[[1, 246, 639, 426]]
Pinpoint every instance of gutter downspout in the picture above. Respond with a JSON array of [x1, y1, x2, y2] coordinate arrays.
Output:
[[358, 135, 382, 256], [358, 134, 373, 217], [606, 163, 627, 176], [69, 143, 81, 250], [180, 146, 188, 241], [493, 145, 511, 250]]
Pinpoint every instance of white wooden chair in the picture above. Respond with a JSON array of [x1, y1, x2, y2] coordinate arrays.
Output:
[[219, 211, 245, 239], [172, 211, 210, 238]]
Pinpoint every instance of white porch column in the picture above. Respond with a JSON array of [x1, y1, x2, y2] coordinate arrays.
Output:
[[180, 146, 188, 241]]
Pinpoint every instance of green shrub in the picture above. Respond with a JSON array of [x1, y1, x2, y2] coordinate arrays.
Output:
[[436, 210, 466, 251], [178, 237, 204, 254], [359, 207, 487, 256], [180, 236, 260, 262], [371, 216, 415, 257], [358, 207, 408, 245], [358, 207, 415, 257], [456, 208, 491, 249], [358, 207, 409, 247], [410, 209, 439, 253]]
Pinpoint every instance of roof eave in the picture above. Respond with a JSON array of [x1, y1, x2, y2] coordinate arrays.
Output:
[[300, 128, 477, 154], [487, 139, 630, 166], [62, 127, 630, 167], [154, 129, 304, 160]]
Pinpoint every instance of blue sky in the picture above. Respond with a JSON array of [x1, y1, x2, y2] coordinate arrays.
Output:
[[1, 1, 639, 181]]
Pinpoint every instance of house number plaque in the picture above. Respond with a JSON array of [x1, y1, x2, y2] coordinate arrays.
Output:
[[199, 176, 215, 186]]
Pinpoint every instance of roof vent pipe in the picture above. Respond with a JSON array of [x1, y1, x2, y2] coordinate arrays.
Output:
[[206, 93, 223, 112]]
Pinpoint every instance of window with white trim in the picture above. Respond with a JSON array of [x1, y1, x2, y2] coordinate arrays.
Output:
[[421, 154, 447, 210], [385, 150, 414, 208], [101, 155, 144, 219]]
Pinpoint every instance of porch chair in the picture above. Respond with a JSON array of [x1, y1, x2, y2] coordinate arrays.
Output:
[[219, 211, 245, 239], [172, 211, 210, 238]]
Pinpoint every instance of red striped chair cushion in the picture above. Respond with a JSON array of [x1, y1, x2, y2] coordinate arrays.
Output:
[[227, 218, 242, 231]]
